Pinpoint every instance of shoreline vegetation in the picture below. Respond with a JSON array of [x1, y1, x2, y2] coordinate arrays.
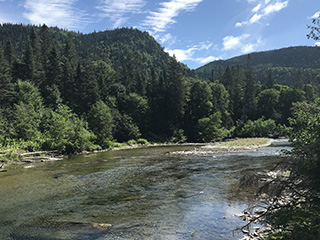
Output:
[[0, 137, 277, 170]]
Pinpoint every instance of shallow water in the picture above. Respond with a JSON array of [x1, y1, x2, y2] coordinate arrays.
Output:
[[0, 140, 290, 240]]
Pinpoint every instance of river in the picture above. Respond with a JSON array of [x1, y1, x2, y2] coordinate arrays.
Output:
[[0, 140, 290, 240]]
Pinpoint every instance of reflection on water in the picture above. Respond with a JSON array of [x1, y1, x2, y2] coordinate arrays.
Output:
[[0, 142, 289, 239]]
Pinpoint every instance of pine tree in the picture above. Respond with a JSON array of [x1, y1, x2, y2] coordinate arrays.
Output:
[[4, 40, 16, 70], [166, 56, 186, 134], [0, 47, 14, 107], [243, 54, 257, 120], [61, 34, 78, 107], [294, 70, 304, 90], [265, 69, 275, 89]]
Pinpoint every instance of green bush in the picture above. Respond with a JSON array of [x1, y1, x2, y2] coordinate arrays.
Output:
[[235, 117, 276, 137], [197, 112, 227, 142], [103, 140, 127, 149], [137, 138, 150, 145], [42, 105, 96, 153], [127, 139, 137, 145], [171, 129, 187, 143], [0, 149, 20, 161]]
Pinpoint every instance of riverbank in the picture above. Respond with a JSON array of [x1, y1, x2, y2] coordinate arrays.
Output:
[[0, 138, 280, 171]]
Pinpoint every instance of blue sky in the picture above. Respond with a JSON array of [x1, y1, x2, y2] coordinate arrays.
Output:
[[0, 0, 319, 69]]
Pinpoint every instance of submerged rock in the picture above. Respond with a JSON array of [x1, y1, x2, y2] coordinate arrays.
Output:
[[92, 223, 112, 229]]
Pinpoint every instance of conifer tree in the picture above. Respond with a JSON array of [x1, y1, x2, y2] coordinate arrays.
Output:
[[61, 34, 78, 107], [265, 69, 275, 89], [166, 56, 186, 135], [0, 46, 14, 107], [243, 54, 257, 120], [4, 40, 16, 70]]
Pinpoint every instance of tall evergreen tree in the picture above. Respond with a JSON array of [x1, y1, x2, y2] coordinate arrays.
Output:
[[4, 40, 16, 70], [166, 56, 186, 134], [265, 69, 275, 89], [0, 46, 14, 107], [232, 66, 245, 121], [185, 80, 213, 140], [243, 54, 257, 120], [61, 34, 78, 107], [294, 70, 304, 89]]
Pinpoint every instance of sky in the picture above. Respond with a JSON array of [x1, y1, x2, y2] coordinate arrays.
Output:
[[0, 0, 319, 69]]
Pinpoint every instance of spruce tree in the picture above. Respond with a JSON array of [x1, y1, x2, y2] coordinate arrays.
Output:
[[265, 69, 275, 89], [61, 34, 78, 108], [0, 47, 14, 107], [243, 54, 257, 120]]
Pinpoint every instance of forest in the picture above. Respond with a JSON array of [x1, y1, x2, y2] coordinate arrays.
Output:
[[0, 23, 319, 155]]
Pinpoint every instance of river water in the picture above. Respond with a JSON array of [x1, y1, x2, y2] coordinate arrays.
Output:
[[0, 140, 290, 240]]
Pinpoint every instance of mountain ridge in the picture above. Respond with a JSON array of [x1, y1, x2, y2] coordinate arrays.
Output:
[[195, 46, 320, 85]]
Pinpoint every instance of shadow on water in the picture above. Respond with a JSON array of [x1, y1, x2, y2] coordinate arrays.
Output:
[[0, 143, 289, 239]]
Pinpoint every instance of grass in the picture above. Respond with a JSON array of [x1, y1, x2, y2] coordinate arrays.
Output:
[[218, 138, 270, 147]]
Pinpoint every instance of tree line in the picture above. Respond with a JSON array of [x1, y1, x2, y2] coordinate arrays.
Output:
[[0, 24, 318, 154]]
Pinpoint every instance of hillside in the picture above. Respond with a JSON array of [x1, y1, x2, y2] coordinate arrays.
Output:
[[0, 24, 173, 76], [0, 23, 320, 153], [195, 46, 320, 86]]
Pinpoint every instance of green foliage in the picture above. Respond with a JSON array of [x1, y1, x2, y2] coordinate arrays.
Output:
[[260, 101, 320, 239], [13, 102, 43, 142], [235, 117, 276, 137], [103, 140, 127, 149], [197, 112, 226, 142], [87, 100, 113, 147], [0, 109, 8, 146], [195, 46, 320, 86], [257, 88, 280, 120], [123, 93, 150, 134], [127, 139, 137, 145], [279, 87, 305, 124], [171, 129, 187, 143], [137, 138, 150, 145], [0, 23, 318, 155], [113, 113, 141, 142], [0, 149, 19, 161], [42, 105, 96, 153]]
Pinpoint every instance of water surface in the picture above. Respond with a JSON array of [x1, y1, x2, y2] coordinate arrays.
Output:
[[0, 140, 289, 239]]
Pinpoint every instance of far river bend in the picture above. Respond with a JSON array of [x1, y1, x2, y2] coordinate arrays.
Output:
[[0, 140, 290, 240]]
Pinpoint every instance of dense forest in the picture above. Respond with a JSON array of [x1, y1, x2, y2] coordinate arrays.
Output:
[[196, 46, 320, 86], [0, 23, 319, 154]]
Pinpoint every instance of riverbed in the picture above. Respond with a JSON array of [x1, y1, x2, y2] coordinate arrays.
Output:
[[0, 140, 290, 239]]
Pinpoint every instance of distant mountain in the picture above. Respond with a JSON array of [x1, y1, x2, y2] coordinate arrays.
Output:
[[195, 46, 320, 86]]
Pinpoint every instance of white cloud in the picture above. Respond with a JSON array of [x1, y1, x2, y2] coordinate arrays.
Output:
[[252, 3, 261, 13], [236, 0, 288, 27], [166, 42, 215, 64], [241, 37, 262, 53], [263, 1, 288, 15], [23, 0, 88, 30], [311, 11, 320, 19], [196, 56, 218, 64], [97, 0, 146, 28], [142, 0, 203, 33], [156, 32, 176, 45], [316, 42, 320, 47], [223, 34, 250, 50], [223, 34, 263, 53], [249, 13, 262, 23]]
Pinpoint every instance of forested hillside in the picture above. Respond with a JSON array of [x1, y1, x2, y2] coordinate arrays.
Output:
[[195, 46, 320, 86], [0, 23, 319, 154]]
